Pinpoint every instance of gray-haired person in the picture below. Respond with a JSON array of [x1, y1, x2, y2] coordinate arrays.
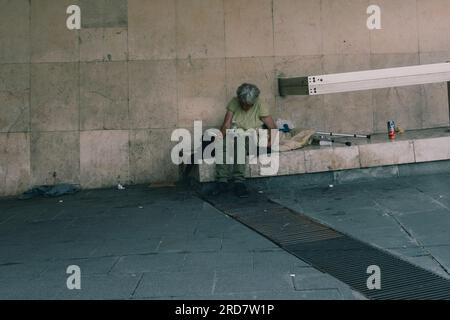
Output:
[[213, 83, 277, 197]]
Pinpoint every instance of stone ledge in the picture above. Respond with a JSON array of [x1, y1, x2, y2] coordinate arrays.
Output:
[[194, 127, 450, 182]]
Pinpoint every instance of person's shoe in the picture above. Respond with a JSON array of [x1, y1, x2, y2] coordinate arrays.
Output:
[[211, 181, 228, 196], [233, 182, 249, 198]]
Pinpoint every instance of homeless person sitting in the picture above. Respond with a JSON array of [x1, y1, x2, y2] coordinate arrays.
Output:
[[212, 83, 277, 197]]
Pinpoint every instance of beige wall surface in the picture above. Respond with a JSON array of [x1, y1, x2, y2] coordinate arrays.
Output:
[[1, 0, 450, 196]]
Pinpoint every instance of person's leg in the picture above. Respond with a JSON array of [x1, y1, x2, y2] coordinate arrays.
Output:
[[211, 164, 230, 196], [215, 136, 232, 183], [232, 164, 248, 197], [231, 139, 249, 197], [212, 138, 231, 195], [215, 163, 231, 183], [232, 164, 246, 182]]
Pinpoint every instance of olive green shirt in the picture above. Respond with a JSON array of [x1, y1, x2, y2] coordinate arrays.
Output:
[[226, 97, 270, 130]]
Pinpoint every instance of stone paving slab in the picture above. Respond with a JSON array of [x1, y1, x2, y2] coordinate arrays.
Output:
[[270, 172, 450, 283], [2, 173, 449, 299]]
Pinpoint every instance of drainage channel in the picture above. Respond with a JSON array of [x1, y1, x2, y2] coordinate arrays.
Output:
[[202, 192, 450, 300]]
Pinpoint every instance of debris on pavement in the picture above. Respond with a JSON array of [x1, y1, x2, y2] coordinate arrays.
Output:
[[19, 184, 80, 200]]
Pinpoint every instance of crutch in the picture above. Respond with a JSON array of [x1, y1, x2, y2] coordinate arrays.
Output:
[[312, 135, 353, 147], [316, 131, 371, 139]]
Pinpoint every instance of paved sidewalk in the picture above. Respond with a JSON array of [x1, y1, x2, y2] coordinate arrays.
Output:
[[270, 172, 450, 280], [1, 172, 449, 299], [0, 186, 360, 300]]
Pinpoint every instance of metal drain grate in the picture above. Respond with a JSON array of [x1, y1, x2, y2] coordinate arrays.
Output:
[[203, 192, 450, 300]]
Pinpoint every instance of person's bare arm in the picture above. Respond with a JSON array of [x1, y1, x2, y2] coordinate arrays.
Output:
[[220, 111, 234, 137], [260, 116, 277, 147], [261, 116, 277, 130]]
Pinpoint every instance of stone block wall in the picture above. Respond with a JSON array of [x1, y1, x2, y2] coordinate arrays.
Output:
[[1, 0, 450, 196]]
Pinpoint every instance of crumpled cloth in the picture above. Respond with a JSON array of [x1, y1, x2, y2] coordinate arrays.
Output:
[[278, 128, 316, 152], [19, 184, 80, 200]]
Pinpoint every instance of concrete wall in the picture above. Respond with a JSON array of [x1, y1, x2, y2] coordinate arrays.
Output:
[[1, 0, 450, 196]]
